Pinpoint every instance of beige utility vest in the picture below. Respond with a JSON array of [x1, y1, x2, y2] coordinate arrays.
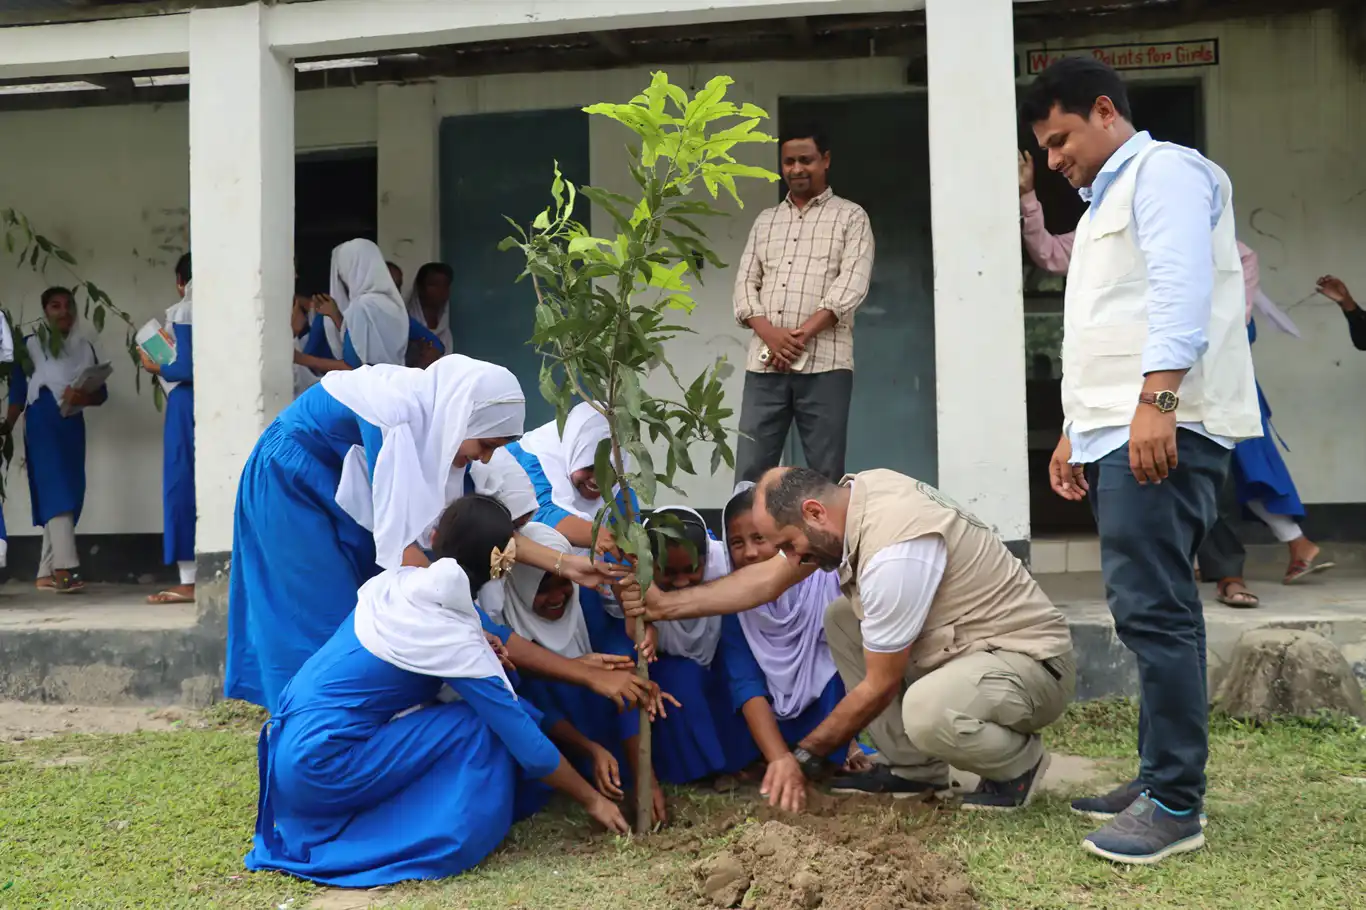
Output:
[[1061, 140, 1260, 439], [838, 470, 1072, 673]]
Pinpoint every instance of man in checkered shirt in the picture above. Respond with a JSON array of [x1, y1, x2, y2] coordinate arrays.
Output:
[[732, 124, 875, 483]]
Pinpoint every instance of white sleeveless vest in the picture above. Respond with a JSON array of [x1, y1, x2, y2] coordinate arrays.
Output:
[[1061, 140, 1260, 440]]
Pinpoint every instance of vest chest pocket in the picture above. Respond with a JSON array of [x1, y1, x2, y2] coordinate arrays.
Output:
[[1070, 321, 1149, 409], [1075, 202, 1138, 289]]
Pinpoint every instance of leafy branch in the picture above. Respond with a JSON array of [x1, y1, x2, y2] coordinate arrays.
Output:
[[502, 72, 779, 833]]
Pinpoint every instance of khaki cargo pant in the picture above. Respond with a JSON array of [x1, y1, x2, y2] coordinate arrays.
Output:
[[825, 596, 1076, 784]]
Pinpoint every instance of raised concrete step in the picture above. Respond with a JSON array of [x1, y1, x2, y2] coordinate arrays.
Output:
[[1040, 569, 1366, 701], [0, 583, 221, 706], [1033, 538, 1366, 576], [2, 571, 1362, 708]]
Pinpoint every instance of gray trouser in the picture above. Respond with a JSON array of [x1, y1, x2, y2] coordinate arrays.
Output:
[[39, 512, 80, 576], [1196, 472, 1245, 580], [734, 369, 853, 484], [824, 596, 1076, 783]]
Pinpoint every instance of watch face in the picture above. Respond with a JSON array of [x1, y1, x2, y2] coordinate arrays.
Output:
[[1156, 390, 1179, 412]]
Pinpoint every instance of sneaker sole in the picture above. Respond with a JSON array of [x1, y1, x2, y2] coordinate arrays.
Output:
[[1072, 807, 1208, 828], [829, 785, 954, 799], [1082, 831, 1206, 865], [962, 751, 1053, 811]]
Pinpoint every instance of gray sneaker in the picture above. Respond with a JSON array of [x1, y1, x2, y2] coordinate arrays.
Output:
[[1072, 779, 1208, 827], [1082, 793, 1205, 865]]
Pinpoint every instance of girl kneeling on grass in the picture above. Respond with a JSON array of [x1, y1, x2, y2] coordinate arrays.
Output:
[[246, 495, 631, 888], [717, 482, 869, 778], [500, 521, 673, 824]]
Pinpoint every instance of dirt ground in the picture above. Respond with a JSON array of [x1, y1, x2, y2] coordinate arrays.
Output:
[[0, 701, 193, 741], [686, 798, 978, 910]]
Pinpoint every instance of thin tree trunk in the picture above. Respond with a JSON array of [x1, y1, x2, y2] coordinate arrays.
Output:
[[610, 433, 653, 835]]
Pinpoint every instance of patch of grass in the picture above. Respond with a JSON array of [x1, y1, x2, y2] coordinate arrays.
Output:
[[933, 700, 1366, 910], [1, 700, 1363, 909], [0, 730, 316, 909], [198, 699, 269, 732]]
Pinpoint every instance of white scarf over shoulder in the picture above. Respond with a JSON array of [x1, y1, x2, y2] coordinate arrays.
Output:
[[515, 402, 614, 521], [354, 559, 514, 693], [500, 522, 593, 659], [327, 238, 409, 366], [24, 320, 101, 407], [321, 355, 525, 570], [406, 285, 454, 356]]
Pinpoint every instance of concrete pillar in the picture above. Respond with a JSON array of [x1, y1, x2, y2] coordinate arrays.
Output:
[[189, 1, 295, 602], [924, 0, 1032, 555], [377, 82, 439, 283]]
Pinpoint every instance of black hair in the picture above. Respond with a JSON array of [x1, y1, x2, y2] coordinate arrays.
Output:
[[431, 493, 515, 592], [778, 122, 829, 155], [414, 262, 454, 289], [41, 286, 74, 309], [643, 507, 709, 570], [175, 252, 192, 286], [723, 486, 755, 536], [1019, 56, 1132, 125], [763, 467, 837, 529]]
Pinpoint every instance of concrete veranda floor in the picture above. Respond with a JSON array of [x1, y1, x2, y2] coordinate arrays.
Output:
[[1, 564, 1363, 633]]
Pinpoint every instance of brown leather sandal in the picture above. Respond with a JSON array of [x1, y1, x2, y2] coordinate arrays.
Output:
[[1216, 578, 1259, 609]]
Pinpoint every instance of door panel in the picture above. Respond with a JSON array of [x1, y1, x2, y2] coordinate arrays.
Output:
[[439, 108, 591, 427]]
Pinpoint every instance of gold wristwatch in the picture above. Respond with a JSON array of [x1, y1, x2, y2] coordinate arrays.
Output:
[[1138, 390, 1180, 413]]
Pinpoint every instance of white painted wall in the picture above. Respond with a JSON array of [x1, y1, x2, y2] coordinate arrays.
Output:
[[0, 86, 373, 539], [3, 5, 1362, 545]]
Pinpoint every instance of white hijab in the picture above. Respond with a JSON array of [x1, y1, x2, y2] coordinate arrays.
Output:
[[158, 281, 192, 396], [165, 280, 193, 326], [0, 310, 13, 364], [406, 278, 454, 356], [326, 238, 409, 366], [470, 447, 538, 522], [500, 523, 593, 659], [353, 559, 514, 693], [646, 504, 726, 668], [516, 402, 613, 521], [321, 355, 525, 570], [24, 314, 101, 407], [417, 447, 538, 554]]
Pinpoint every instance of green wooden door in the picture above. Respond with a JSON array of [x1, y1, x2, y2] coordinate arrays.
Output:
[[439, 108, 591, 427], [777, 94, 938, 483]]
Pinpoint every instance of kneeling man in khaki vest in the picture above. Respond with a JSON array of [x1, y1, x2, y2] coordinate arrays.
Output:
[[755, 466, 1075, 811]]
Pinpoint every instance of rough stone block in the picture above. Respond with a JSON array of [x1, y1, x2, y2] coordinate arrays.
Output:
[[1214, 629, 1366, 723]]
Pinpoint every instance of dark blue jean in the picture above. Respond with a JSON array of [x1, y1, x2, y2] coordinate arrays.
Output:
[[1085, 429, 1231, 811]]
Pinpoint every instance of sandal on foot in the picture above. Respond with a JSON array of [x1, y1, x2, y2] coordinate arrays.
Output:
[[52, 572, 86, 594], [1216, 579, 1259, 609], [147, 590, 195, 605], [35, 576, 55, 592], [1284, 557, 1335, 585]]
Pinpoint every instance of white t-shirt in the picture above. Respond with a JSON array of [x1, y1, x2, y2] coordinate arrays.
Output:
[[857, 535, 947, 653]]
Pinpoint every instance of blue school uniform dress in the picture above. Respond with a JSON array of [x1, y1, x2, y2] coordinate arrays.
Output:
[[1231, 319, 1304, 519], [158, 314, 195, 566], [246, 614, 561, 887], [225, 383, 385, 712], [570, 543, 753, 784], [717, 614, 847, 749], [8, 332, 106, 530]]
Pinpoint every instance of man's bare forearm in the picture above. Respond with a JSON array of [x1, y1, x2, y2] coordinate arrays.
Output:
[[798, 679, 896, 758], [649, 555, 811, 621]]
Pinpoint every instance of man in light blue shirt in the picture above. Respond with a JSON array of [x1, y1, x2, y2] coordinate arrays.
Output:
[[1023, 57, 1252, 867]]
